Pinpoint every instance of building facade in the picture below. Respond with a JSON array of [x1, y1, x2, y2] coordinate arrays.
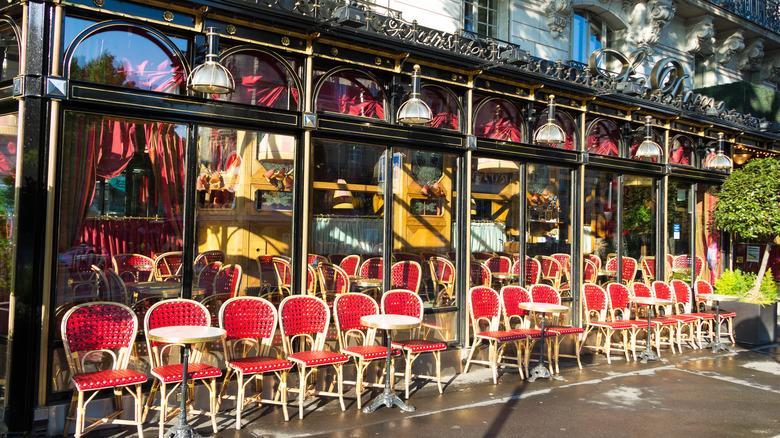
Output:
[[1, 0, 779, 434]]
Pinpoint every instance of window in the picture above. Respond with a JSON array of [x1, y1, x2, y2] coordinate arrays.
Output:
[[693, 54, 707, 89], [464, 0, 505, 39], [571, 11, 611, 65]]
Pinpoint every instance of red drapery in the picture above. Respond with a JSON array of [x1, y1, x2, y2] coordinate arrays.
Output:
[[79, 218, 179, 259], [59, 115, 99, 255], [146, 122, 185, 248], [316, 72, 385, 118]]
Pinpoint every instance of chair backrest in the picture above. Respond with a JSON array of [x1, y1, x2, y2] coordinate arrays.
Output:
[[339, 254, 361, 276], [470, 262, 491, 286], [500, 285, 532, 329], [308, 254, 328, 266], [583, 259, 598, 283], [214, 264, 243, 298], [153, 251, 183, 282], [359, 257, 383, 280], [672, 254, 691, 269], [551, 253, 571, 279], [582, 283, 609, 322], [61, 301, 138, 375], [256, 255, 279, 290], [446, 251, 456, 261], [621, 257, 638, 284], [529, 284, 561, 305], [651, 281, 675, 314], [318, 263, 351, 298], [381, 289, 423, 319], [197, 261, 223, 297], [307, 265, 318, 295], [694, 279, 713, 297], [144, 299, 211, 368], [632, 282, 653, 298], [333, 293, 379, 349], [194, 250, 226, 275], [539, 256, 563, 285], [112, 253, 154, 283], [485, 256, 511, 275], [588, 254, 602, 271], [272, 256, 292, 288], [467, 286, 501, 332], [524, 257, 541, 285], [640, 256, 656, 283], [219, 296, 277, 358], [105, 268, 130, 305], [429, 256, 455, 285], [694, 255, 704, 276], [607, 283, 632, 320], [670, 279, 694, 313], [390, 261, 422, 293], [278, 295, 330, 353], [472, 252, 494, 261]]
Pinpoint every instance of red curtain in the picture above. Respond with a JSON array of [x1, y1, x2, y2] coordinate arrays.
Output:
[[95, 119, 136, 179], [316, 72, 385, 118], [58, 115, 98, 254], [79, 218, 178, 260], [146, 122, 185, 248]]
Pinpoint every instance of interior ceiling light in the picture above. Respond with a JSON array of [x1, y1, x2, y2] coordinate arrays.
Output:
[[397, 65, 432, 125], [634, 115, 663, 159], [533, 94, 566, 144], [707, 132, 734, 172], [187, 27, 235, 94]]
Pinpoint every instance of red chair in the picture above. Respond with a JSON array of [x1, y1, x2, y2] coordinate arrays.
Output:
[[317, 263, 350, 304], [581, 284, 633, 364], [152, 251, 183, 282], [429, 256, 455, 306], [256, 255, 279, 299], [470, 262, 491, 286], [194, 250, 225, 277], [539, 256, 563, 289], [583, 259, 598, 284], [339, 254, 361, 277], [279, 295, 349, 419], [552, 253, 571, 293], [143, 299, 222, 437], [472, 251, 494, 261], [645, 281, 687, 354], [499, 285, 555, 376], [196, 261, 222, 298], [359, 257, 383, 280], [61, 302, 146, 438], [670, 279, 717, 348], [308, 254, 328, 266], [202, 264, 243, 322], [588, 254, 602, 272], [485, 256, 511, 275], [528, 284, 583, 372], [333, 293, 400, 409], [694, 279, 736, 344], [328, 253, 348, 265], [390, 260, 422, 293], [112, 253, 154, 283], [524, 257, 541, 286], [464, 286, 525, 383], [605, 256, 638, 285], [640, 256, 656, 284], [218, 297, 293, 428], [381, 290, 446, 398], [69, 255, 107, 298], [272, 256, 292, 297]]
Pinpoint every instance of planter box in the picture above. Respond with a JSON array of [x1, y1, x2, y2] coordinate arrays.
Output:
[[718, 301, 778, 346]]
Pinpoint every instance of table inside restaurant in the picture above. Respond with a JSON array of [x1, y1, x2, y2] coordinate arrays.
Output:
[[516, 302, 568, 382], [360, 314, 420, 413], [126, 281, 206, 299]]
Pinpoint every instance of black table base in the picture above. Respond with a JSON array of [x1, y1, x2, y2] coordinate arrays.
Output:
[[165, 347, 203, 438], [704, 300, 735, 353], [639, 304, 659, 363], [527, 315, 564, 382]]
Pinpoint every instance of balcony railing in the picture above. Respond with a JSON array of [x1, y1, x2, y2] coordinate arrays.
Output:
[[707, 0, 780, 33]]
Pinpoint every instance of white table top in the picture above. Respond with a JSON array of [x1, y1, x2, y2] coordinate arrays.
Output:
[[697, 293, 740, 302], [361, 314, 420, 330], [147, 326, 226, 344], [516, 302, 569, 313], [491, 272, 518, 278], [632, 297, 673, 306]]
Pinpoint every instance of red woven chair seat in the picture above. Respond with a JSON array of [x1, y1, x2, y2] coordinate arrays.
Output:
[[226, 356, 293, 374], [342, 345, 401, 359], [391, 339, 447, 352], [701, 310, 736, 318], [665, 315, 699, 323], [546, 325, 584, 335], [588, 320, 634, 329], [508, 328, 556, 339], [287, 350, 349, 366], [650, 317, 681, 325], [678, 312, 716, 320], [475, 330, 526, 342], [72, 369, 147, 391], [151, 362, 222, 383]]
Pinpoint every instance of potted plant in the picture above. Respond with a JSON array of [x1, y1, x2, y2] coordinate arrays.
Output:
[[710, 157, 780, 345]]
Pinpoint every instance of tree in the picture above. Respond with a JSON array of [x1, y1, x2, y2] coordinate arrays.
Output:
[[710, 157, 780, 302]]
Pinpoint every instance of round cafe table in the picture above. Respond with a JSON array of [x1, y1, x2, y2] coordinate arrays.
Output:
[[516, 302, 568, 382], [697, 293, 739, 353], [360, 314, 420, 413], [126, 281, 206, 299], [632, 296, 673, 362], [147, 325, 226, 438], [348, 276, 383, 289]]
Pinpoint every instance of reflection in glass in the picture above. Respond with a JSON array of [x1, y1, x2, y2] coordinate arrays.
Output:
[[197, 128, 244, 210], [422, 85, 460, 130], [218, 50, 300, 109], [0, 113, 16, 403], [534, 108, 576, 150], [586, 119, 620, 156], [584, 171, 618, 268], [314, 70, 386, 119], [667, 179, 692, 279], [670, 135, 693, 165], [0, 22, 19, 82], [697, 184, 721, 283], [623, 176, 656, 283], [473, 98, 524, 142]]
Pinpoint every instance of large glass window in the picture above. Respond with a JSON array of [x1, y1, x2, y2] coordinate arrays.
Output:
[[53, 113, 188, 393], [571, 11, 610, 65], [586, 119, 621, 157], [464, 0, 501, 37], [217, 50, 300, 110], [697, 183, 722, 283], [667, 179, 693, 280], [623, 175, 657, 283], [473, 98, 524, 143], [583, 170, 618, 271], [314, 69, 386, 120], [0, 20, 19, 82], [670, 135, 694, 166], [0, 113, 17, 403]]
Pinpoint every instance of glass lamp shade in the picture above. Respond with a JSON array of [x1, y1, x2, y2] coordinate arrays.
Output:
[[707, 151, 733, 171], [635, 138, 662, 158], [397, 97, 432, 124], [333, 179, 354, 209], [733, 152, 752, 165], [533, 123, 566, 144], [188, 60, 235, 94], [476, 158, 520, 173]]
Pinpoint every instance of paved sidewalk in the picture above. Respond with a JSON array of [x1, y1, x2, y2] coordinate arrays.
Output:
[[95, 344, 780, 438]]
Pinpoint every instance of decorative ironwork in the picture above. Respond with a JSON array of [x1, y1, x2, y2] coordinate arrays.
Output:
[[709, 0, 780, 33]]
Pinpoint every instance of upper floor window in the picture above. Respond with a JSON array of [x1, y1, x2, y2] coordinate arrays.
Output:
[[571, 11, 611, 65], [464, 0, 507, 39]]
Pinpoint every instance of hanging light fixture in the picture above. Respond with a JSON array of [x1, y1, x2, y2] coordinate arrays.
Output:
[[333, 179, 355, 209], [476, 158, 520, 173], [707, 132, 733, 172], [187, 27, 235, 94], [533, 94, 566, 144], [397, 65, 432, 125], [634, 116, 663, 159]]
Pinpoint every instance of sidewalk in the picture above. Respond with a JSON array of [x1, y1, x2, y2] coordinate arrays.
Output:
[[96, 343, 780, 438]]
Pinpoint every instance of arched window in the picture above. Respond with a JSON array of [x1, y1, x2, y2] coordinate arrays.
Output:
[[670, 135, 694, 165], [314, 69, 386, 120], [421, 85, 461, 130], [216, 49, 300, 110], [534, 107, 576, 150], [473, 98, 523, 142], [629, 128, 662, 163], [586, 119, 620, 157], [65, 23, 187, 94]]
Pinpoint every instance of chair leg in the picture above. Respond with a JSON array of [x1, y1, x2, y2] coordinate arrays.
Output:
[[158, 383, 167, 438], [434, 351, 442, 393], [336, 364, 345, 412], [488, 341, 498, 384], [463, 339, 480, 374], [604, 329, 612, 364], [355, 359, 364, 410], [74, 391, 85, 438], [235, 372, 244, 430], [405, 353, 414, 399], [135, 384, 144, 437], [64, 390, 78, 437], [219, 368, 234, 411], [210, 378, 218, 434], [142, 379, 160, 422], [298, 364, 306, 420]]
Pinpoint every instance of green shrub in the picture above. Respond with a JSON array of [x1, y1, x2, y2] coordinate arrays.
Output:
[[714, 268, 779, 304]]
